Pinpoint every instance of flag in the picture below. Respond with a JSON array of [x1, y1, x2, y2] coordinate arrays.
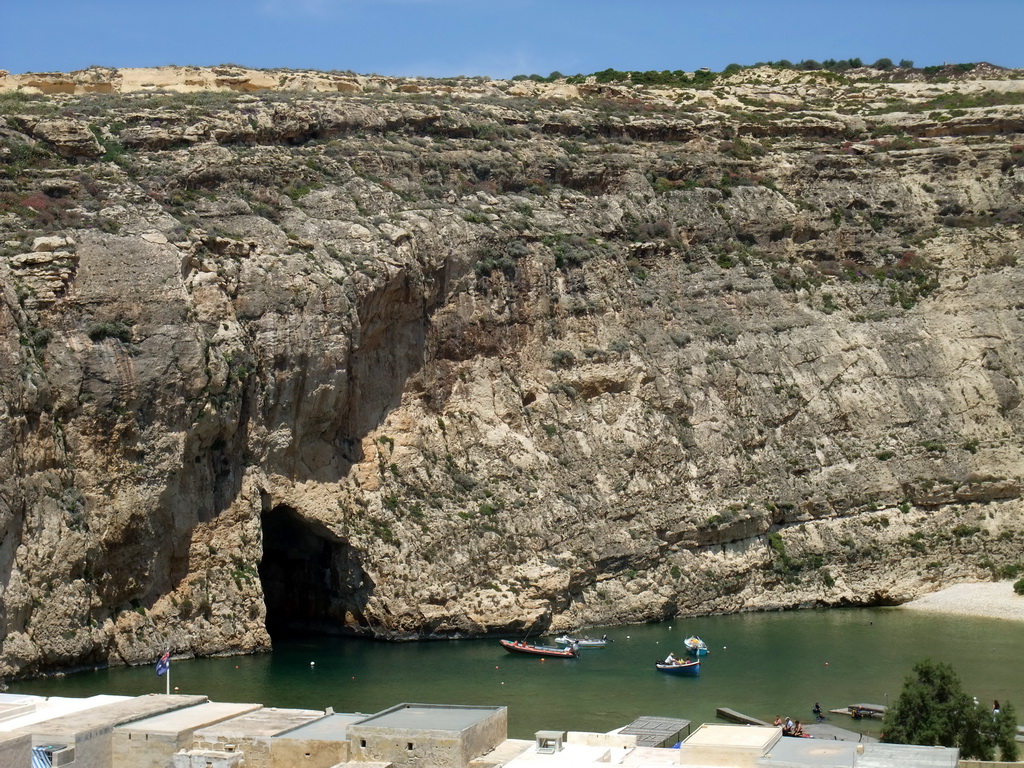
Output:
[[156, 651, 170, 676]]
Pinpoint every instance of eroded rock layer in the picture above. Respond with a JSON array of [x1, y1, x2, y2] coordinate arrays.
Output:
[[1, 64, 1023, 678]]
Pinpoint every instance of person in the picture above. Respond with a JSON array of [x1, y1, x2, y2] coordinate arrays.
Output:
[[792, 721, 805, 736], [664, 652, 677, 664], [773, 715, 783, 727], [783, 716, 794, 735], [993, 700, 1001, 716], [813, 702, 824, 722]]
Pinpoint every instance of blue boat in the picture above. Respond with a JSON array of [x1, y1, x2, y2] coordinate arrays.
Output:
[[684, 636, 709, 656], [655, 658, 700, 676]]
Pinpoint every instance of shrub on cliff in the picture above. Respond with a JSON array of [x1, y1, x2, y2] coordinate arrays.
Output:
[[1014, 577, 1024, 595]]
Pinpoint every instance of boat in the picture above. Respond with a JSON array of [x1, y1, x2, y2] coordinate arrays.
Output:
[[554, 634, 611, 647], [655, 658, 700, 676], [499, 640, 578, 658], [683, 636, 709, 656]]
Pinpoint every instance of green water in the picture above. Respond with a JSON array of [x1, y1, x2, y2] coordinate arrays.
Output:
[[9, 608, 1022, 739]]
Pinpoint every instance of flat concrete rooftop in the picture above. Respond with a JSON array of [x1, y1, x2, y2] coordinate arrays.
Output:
[[0, 695, 129, 732], [685, 723, 778, 750], [504, 742, 613, 768], [616, 745, 685, 765], [14, 694, 207, 737], [355, 704, 502, 732], [277, 712, 369, 742], [759, 736, 860, 765], [116, 701, 263, 735], [193, 707, 325, 739], [855, 743, 959, 767], [759, 738, 959, 767], [0, 693, 40, 724]]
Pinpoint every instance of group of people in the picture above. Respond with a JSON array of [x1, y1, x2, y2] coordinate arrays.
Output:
[[773, 715, 807, 737], [771, 703, 826, 737]]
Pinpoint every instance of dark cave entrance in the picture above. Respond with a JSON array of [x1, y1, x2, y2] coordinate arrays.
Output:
[[258, 503, 372, 639]]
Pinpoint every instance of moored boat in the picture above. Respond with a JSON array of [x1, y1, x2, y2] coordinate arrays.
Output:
[[683, 635, 709, 656], [554, 634, 611, 647], [655, 658, 700, 676], [500, 639, 578, 658]]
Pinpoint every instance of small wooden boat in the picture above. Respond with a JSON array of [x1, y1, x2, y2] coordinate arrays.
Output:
[[500, 639, 578, 658], [554, 634, 611, 647], [684, 636, 709, 656], [655, 658, 700, 676]]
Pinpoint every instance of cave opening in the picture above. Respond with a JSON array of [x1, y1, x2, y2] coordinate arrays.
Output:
[[258, 503, 371, 639]]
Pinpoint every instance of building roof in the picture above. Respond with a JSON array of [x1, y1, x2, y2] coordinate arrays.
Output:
[[192, 707, 325, 740], [276, 712, 369, 742], [0, 695, 129, 732], [351, 703, 504, 733], [757, 734, 958, 767], [684, 723, 778, 750], [618, 716, 691, 747], [12, 694, 205, 737], [855, 743, 959, 768], [115, 701, 264, 735]]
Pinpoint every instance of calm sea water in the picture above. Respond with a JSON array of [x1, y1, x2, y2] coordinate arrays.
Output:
[[9, 608, 1022, 739]]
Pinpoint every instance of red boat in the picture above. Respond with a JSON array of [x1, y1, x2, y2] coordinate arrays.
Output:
[[499, 639, 578, 658]]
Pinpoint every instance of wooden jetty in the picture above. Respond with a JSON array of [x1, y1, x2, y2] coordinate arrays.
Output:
[[828, 703, 887, 719], [715, 707, 772, 727]]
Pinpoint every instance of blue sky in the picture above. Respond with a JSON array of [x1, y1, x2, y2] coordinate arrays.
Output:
[[3, 0, 1023, 79]]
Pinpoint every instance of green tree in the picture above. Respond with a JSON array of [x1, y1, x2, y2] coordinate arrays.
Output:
[[873, 57, 894, 70], [899, 59, 915, 69], [883, 659, 1015, 760], [993, 701, 1020, 761]]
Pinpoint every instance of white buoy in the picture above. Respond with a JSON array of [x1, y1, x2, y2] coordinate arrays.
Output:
[[310, 662, 315, 667]]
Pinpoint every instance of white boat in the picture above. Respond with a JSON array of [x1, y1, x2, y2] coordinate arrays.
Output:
[[684, 636, 709, 656], [554, 634, 611, 647]]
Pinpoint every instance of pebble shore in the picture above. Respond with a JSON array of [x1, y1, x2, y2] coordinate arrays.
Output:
[[900, 581, 1024, 621]]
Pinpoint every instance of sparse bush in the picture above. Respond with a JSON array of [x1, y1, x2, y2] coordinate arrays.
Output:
[[550, 350, 575, 369], [87, 320, 133, 343]]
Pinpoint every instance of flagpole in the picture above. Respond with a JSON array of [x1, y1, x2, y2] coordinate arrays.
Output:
[[166, 663, 170, 696]]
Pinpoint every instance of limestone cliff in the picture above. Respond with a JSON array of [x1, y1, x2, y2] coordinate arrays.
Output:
[[1, 64, 1023, 679]]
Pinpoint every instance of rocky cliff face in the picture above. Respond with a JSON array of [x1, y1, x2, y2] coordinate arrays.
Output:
[[1, 64, 1023, 679]]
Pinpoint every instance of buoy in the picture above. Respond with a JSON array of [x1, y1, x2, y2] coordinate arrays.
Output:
[[825, 662, 829, 666], [723, 646, 727, 650], [235, 665, 239, 669], [310, 662, 315, 667], [174, 687, 179, 692], [495, 666, 499, 670]]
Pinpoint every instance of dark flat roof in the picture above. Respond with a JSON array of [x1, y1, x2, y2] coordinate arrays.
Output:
[[277, 713, 368, 742], [353, 704, 503, 733], [620, 716, 691, 747]]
